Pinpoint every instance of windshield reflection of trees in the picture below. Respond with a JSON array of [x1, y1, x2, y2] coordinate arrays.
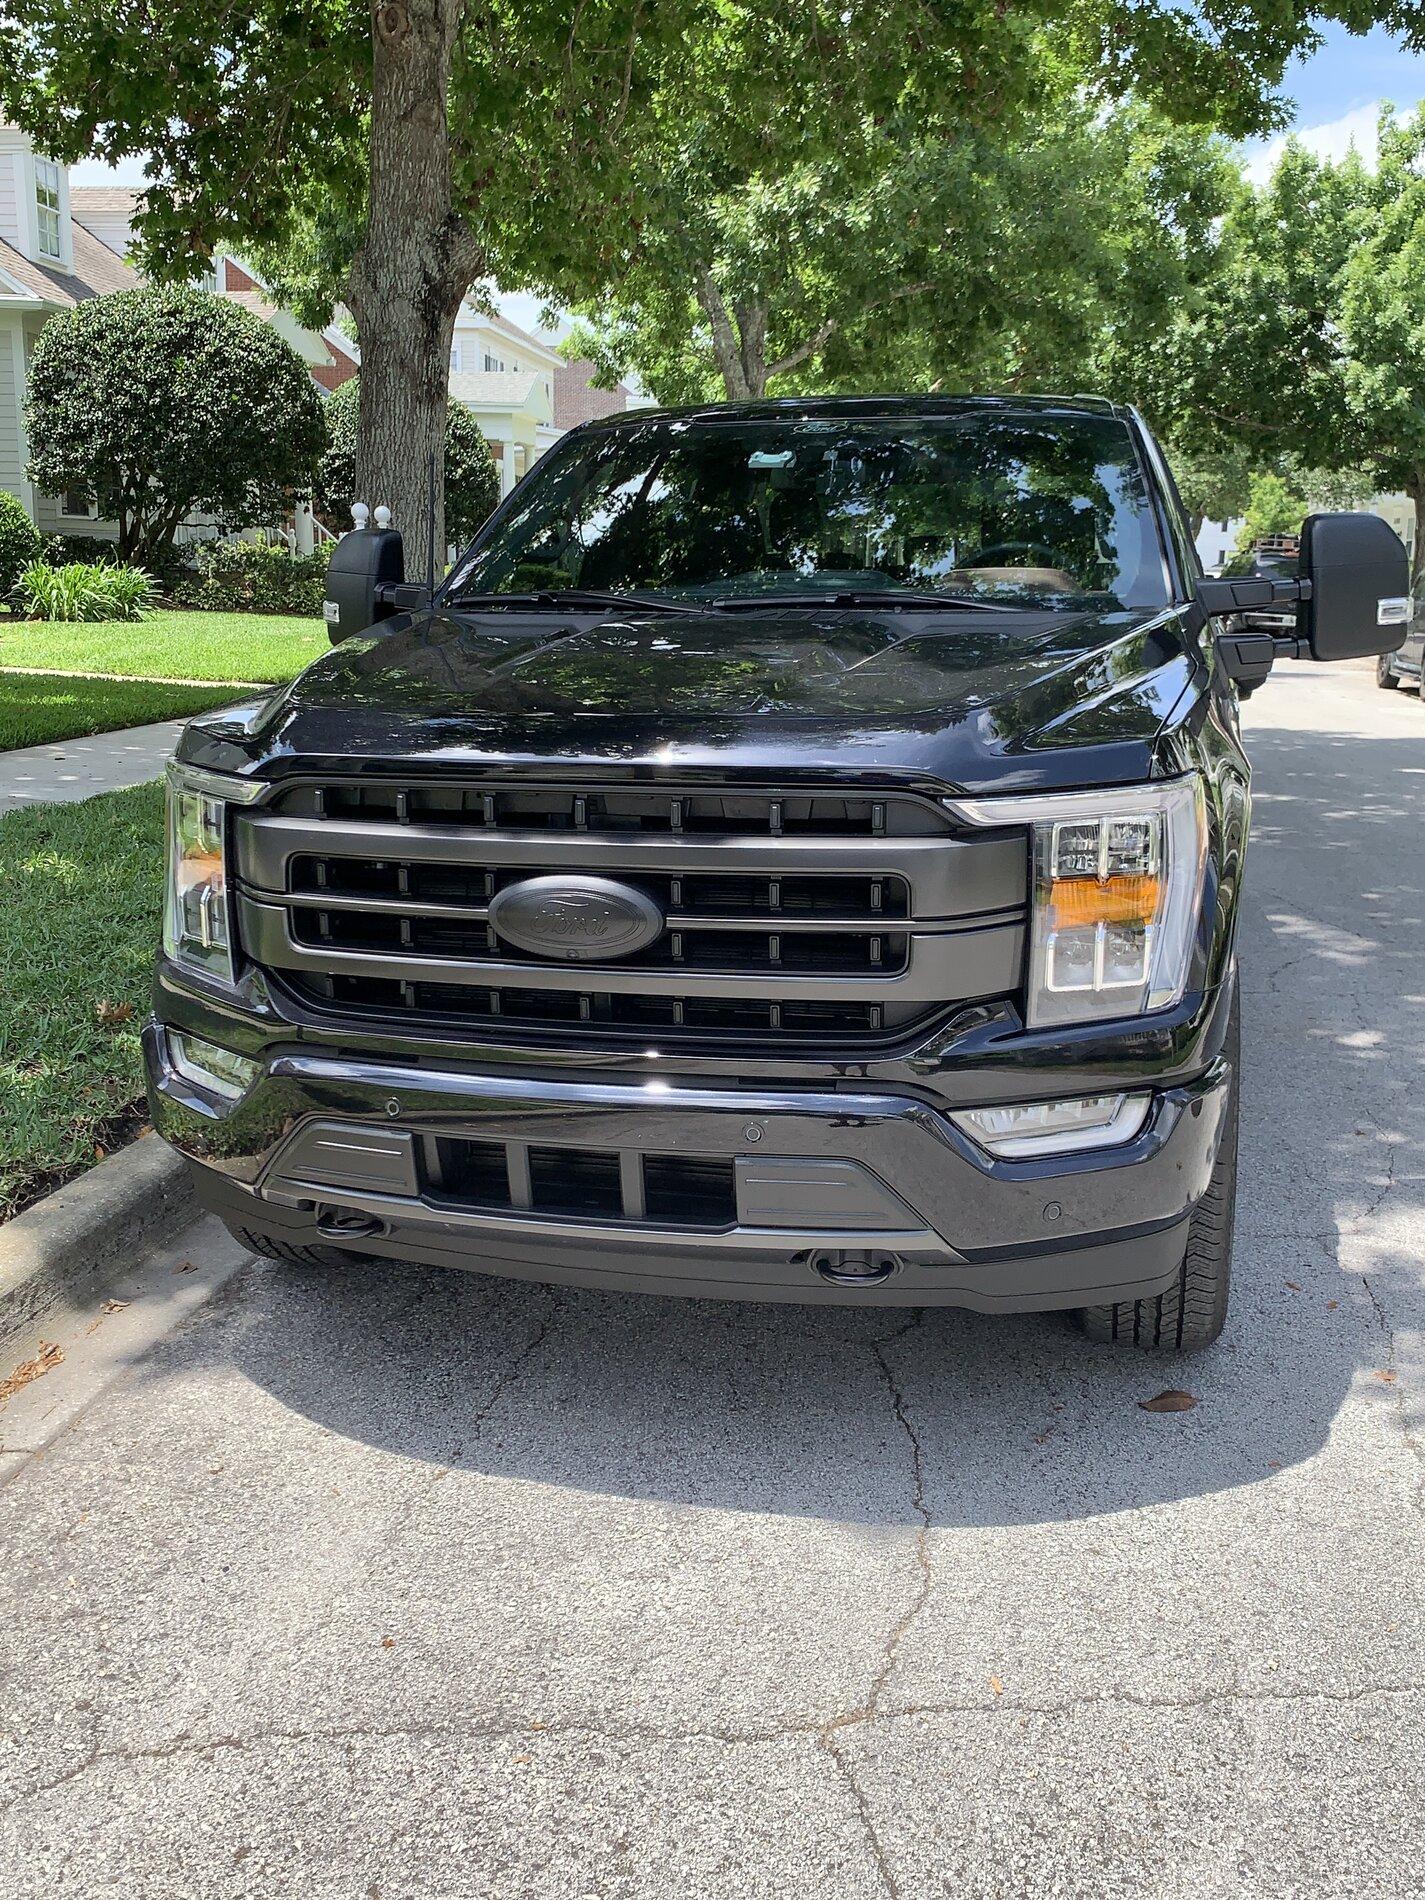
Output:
[[456, 415, 1163, 613]]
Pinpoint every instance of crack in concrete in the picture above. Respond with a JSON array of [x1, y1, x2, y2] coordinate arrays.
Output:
[[441, 1284, 564, 1468], [10, 1679, 1425, 1810], [1360, 1272, 1425, 1519], [819, 1730, 902, 1900]]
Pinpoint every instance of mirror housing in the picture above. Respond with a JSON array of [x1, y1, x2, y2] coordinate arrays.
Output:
[[1297, 511, 1409, 661], [322, 524, 432, 645]]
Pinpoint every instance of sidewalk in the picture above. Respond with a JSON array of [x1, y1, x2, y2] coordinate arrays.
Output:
[[0, 717, 185, 817]]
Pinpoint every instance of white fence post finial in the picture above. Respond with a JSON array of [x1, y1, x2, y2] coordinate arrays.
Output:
[[374, 504, 393, 530], [351, 501, 370, 531]]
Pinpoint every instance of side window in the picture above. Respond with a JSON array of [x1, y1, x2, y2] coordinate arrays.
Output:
[[35, 158, 62, 260]]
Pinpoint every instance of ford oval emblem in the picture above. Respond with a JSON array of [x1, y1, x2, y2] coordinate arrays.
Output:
[[488, 875, 664, 962]]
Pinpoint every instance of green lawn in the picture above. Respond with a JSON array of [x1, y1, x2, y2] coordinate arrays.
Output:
[[0, 672, 245, 750], [0, 782, 165, 1218], [0, 608, 328, 686]]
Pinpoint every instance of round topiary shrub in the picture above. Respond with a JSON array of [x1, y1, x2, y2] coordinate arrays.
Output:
[[0, 492, 42, 599]]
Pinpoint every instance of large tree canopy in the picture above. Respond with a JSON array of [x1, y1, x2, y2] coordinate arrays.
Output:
[[1130, 139, 1373, 473], [24, 287, 325, 564], [560, 100, 1237, 404], [1340, 104, 1425, 577], [3, 2, 1418, 572]]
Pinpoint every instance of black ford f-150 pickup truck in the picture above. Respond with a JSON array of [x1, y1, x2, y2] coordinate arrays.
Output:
[[145, 396, 1408, 1351]]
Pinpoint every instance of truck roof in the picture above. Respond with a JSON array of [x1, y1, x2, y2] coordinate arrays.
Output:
[[578, 392, 1129, 433]]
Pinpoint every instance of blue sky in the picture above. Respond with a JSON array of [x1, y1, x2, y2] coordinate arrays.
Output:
[[69, 22, 1425, 336], [1244, 23, 1425, 178]]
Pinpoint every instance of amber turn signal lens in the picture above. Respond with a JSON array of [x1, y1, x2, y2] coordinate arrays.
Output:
[[1047, 875, 1161, 929]]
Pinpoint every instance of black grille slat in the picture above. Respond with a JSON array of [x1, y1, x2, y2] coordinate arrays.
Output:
[[289, 906, 909, 976], [286, 972, 926, 1046], [276, 781, 948, 838]]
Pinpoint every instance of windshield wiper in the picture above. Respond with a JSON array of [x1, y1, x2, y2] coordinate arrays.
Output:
[[448, 588, 708, 617], [707, 589, 1019, 614]]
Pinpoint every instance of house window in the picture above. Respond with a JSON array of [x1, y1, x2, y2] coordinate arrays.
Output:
[[62, 491, 96, 520], [483, 352, 504, 372], [450, 344, 462, 372], [35, 158, 62, 260]]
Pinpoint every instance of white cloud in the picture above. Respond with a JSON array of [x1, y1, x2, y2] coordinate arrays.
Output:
[[1242, 97, 1421, 185]]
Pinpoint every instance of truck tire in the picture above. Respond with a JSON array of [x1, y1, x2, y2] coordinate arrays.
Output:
[[227, 1224, 370, 1271], [1377, 652, 1401, 689], [1079, 997, 1238, 1353]]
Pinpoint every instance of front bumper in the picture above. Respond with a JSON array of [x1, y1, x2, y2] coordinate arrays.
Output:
[[145, 1020, 1233, 1310]]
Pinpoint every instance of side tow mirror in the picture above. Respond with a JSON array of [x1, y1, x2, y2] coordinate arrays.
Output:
[[1197, 511, 1411, 681], [1297, 511, 1409, 662], [322, 513, 433, 645]]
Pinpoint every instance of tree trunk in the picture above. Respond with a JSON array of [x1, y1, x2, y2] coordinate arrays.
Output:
[[348, 1, 483, 581], [1408, 473, 1425, 591], [695, 273, 768, 399]]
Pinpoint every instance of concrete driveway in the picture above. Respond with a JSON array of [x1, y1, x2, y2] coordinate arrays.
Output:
[[2, 658, 1423, 1897]]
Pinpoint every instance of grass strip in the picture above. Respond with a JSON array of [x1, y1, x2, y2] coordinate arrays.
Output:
[[0, 782, 166, 1218], [0, 608, 327, 687], [0, 672, 244, 750]]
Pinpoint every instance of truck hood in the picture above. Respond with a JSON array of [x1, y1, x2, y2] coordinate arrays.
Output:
[[182, 601, 1204, 797]]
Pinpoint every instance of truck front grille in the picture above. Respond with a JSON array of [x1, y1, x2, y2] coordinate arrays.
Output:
[[233, 777, 1027, 1051]]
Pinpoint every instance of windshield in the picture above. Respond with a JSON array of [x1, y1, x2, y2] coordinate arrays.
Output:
[[448, 409, 1170, 613]]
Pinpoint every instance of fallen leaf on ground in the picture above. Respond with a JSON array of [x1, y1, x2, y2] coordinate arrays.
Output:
[[0, 1340, 64, 1405], [381, 1637, 395, 1650], [1267, 1460, 1282, 1470], [1139, 1389, 1197, 1413], [1284, 1280, 1301, 1291], [1327, 1300, 1339, 1311], [1375, 1369, 1399, 1385], [989, 1675, 1004, 1697], [173, 1260, 198, 1274], [95, 999, 135, 1030], [101, 1299, 128, 1315]]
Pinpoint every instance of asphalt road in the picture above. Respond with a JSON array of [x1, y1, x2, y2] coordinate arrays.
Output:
[[3, 657, 1424, 1898]]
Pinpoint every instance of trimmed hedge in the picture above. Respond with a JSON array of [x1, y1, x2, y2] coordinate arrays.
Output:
[[173, 540, 328, 616]]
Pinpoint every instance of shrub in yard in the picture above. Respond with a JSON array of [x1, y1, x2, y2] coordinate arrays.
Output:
[[0, 492, 42, 597], [16, 560, 154, 622], [42, 534, 120, 567], [24, 286, 325, 568], [317, 379, 499, 546], [172, 541, 327, 616]]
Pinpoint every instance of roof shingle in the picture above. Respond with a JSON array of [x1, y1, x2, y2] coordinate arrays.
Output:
[[0, 222, 136, 307]]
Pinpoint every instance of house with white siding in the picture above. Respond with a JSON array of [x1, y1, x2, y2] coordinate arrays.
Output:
[[0, 125, 137, 537]]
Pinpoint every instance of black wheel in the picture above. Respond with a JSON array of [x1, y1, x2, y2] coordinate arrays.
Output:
[[226, 1224, 370, 1270], [1378, 651, 1401, 689], [1079, 996, 1238, 1353]]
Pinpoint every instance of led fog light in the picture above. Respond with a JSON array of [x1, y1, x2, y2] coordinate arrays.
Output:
[[951, 1092, 1151, 1159], [168, 1030, 261, 1102]]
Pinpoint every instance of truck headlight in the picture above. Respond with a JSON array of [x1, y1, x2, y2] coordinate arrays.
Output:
[[948, 777, 1208, 1028], [162, 764, 265, 986]]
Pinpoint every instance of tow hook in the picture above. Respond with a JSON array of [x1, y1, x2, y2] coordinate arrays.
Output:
[[809, 1249, 901, 1287]]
